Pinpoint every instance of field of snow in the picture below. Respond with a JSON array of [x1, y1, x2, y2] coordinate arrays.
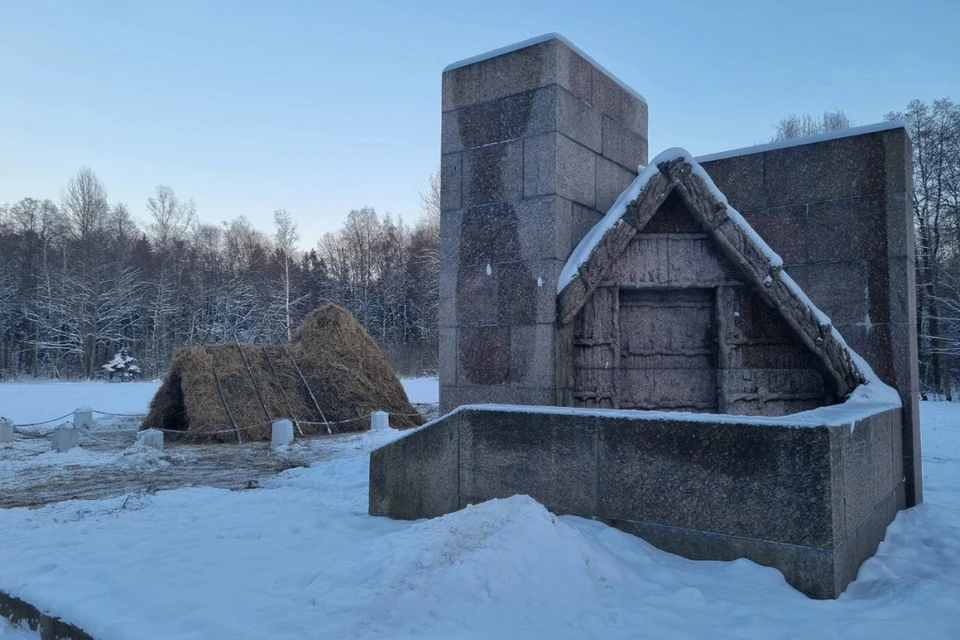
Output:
[[0, 381, 161, 431], [0, 618, 36, 639], [0, 382, 958, 639]]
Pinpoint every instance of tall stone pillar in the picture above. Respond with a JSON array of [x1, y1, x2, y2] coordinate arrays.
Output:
[[439, 35, 648, 413]]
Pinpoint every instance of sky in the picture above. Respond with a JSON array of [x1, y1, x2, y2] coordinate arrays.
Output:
[[1, 0, 957, 245]]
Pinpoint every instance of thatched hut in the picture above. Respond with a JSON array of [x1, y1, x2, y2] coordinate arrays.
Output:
[[141, 305, 423, 442]]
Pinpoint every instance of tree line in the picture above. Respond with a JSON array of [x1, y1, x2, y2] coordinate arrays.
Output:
[[2, 98, 956, 396], [0, 170, 439, 380]]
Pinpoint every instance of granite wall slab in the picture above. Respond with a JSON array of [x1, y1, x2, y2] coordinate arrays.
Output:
[[369, 404, 902, 599]]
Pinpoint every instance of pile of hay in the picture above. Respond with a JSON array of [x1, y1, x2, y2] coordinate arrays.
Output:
[[141, 305, 423, 442]]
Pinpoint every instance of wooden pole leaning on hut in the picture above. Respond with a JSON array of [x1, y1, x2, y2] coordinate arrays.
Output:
[[261, 346, 304, 436], [234, 336, 273, 426], [211, 365, 243, 443], [284, 345, 332, 435]]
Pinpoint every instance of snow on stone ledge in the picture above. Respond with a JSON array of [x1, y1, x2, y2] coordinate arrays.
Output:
[[695, 121, 908, 164], [382, 387, 902, 447], [443, 32, 647, 105]]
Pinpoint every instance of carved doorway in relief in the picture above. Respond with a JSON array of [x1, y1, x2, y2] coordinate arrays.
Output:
[[617, 288, 718, 412]]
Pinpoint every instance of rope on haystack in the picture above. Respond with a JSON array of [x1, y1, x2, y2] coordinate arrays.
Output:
[[284, 345, 331, 435], [261, 346, 304, 436], [211, 364, 242, 443], [234, 336, 273, 425]]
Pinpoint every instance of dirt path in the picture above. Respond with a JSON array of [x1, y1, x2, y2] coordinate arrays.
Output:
[[0, 427, 348, 509]]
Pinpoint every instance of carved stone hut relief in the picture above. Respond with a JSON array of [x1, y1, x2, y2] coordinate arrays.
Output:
[[556, 152, 867, 417]]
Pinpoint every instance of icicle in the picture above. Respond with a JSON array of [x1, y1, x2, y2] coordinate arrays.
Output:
[[537, 277, 543, 288], [486, 263, 492, 276]]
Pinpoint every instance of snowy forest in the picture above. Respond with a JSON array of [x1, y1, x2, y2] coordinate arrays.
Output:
[[1, 98, 957, 394], [0, 172, 440, 380]]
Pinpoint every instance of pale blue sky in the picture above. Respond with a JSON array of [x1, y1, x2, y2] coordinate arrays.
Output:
[[1, 0, 957, 243]]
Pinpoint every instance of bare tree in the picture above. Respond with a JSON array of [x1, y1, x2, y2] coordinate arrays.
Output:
[[146, 186, 195, 254], [773, 110, 855, 141], [61, 167, 108, 246], [274, 209, 300, 340]]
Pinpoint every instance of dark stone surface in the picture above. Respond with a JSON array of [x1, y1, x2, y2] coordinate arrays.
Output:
[[441, 386, 556, 411], [556, 43, 593, 103], [458, 202, 521, 267], [458, 326, 510, 385], [788, 262, 869, 326], [836, 323, 896, 385], [620, 90, 648, 139], [842, 409, 898, 530], [557, 85, 602, 152], [439, 210, 462, 272], [598, 417, 834, 547], [591, 68, 622, 122], [596, 155, 635, 213], [700, 153, 765, 212], [459, 409, 599, 517], [462, 141, 523, 207], [446, 101, 500, 151], [438, 267, 455, 326], [509, 323, 557, 389], [763, 133, 887, 207], [522, 132, 557, 198], [477, 39, 557, 104], [556, 133, 597, 207], [745, 205, 807, 265], [867, 258, 914, 325], [832, 535, 860, 597], [455, 265, 498, 326], [500, 86, 558, 141], [440, 153, 462, 212], [885, 191, 914, 259], [496, 262, 537, 325], [829, 427, 847, 545], [807, 195, 888, 262], [854, 484, 899, 563], [601, 115, 647, 172], [441, 62, 481, 113], [498, 259, 561, 326], [439, 327, 457, 385], [368, 413, 459, 520], [515, 196, 572, 263], [607, 518, 839, 599], [571, 203, 603, 249]]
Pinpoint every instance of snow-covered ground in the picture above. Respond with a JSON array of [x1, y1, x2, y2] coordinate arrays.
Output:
[[0, 378, 441, 509], [0, 382, 958, 639], [0, 618, 37, 639], [0, 381, 161, 432]]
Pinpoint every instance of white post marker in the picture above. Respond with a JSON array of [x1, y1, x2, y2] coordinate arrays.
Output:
[[136, 428, 164, 451], [271, 419, 294, 449], [52, 424, 80, 452], [0, 418, 12, 445], [74, 406, 94, 430], [371, 411, 389, 431]]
